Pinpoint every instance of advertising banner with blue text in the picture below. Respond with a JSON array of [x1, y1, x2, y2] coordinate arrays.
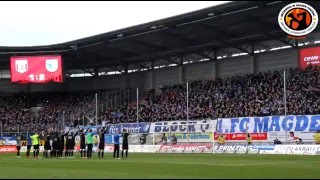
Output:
[[107, 123, 151, 134], [216, 115, 320, 142]]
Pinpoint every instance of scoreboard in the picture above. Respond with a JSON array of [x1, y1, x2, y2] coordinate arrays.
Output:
[[10, 55, 63, 83]]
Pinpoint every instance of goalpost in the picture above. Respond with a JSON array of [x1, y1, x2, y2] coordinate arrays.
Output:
[[150, 120, 217, 154], [114, 85, 219, 154]]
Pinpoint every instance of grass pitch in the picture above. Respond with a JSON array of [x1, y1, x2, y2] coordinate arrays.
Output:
[[0, 153, 320, 179]]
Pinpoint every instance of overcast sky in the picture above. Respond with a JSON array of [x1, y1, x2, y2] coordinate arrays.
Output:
[[0, 1, 229, 47]]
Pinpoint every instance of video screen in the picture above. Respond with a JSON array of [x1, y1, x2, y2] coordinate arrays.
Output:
[[10, 55, 63, 83]]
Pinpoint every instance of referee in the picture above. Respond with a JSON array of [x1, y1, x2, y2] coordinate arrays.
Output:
[[121, 129, 129, 159], [30, 132, 40, 158], [113, 130, 121, 159]]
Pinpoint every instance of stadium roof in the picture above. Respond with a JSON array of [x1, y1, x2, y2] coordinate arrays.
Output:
[[0, 1, 319, 73]]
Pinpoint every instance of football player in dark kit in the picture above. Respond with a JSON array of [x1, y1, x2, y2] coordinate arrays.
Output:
[[121, 129, 129, 159], [98, 127, 107, 159], [43, 131, 51, 158], [58, 130, 68, 158], [79, 128, 89, 158], [51, 131, 59, 158], [26, 135, 32, 158], [65, 130, 78, 158]]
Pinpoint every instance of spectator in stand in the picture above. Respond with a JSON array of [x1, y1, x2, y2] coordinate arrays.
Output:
[[0, 67, 319, 130]]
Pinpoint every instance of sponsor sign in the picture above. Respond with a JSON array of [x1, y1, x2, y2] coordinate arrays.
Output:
[[158, 143, 212, 153], [216, 115, 320, 142], [0, 146, 46, 153], [258, 145, 320, 155], [100, 145, 160, 153], [285, 145, 320, 155], [129, 145, 161, 153], [107, 123, 151, 134], [0, 146, 16, 152], [251, 144, 275, 150], [150, 120, 214, 133], [214, 133, 267, 141], [214, 144, 247, 153], [299, 46, 320, 69], [169, 133, 213, 143]]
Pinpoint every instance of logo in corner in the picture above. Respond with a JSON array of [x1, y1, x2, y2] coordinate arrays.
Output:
[[46, 59, 59, 72], [15, 60, 28, 74], [278, 2, 318, 38]]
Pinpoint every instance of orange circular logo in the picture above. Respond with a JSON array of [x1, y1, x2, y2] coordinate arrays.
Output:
[[279, 3, 318, 37], [284, 8, 312, 30]]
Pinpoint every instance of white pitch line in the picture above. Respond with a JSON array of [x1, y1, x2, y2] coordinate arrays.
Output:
[[0, 159, 294, 167]]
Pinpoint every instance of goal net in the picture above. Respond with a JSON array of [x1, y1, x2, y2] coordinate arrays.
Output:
[[150, 121, 216, 153], [99, 120, 217, 154]]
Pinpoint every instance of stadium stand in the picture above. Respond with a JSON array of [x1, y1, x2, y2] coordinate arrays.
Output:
[[0, 66, 319, 132], [101, 66, 319, 123]]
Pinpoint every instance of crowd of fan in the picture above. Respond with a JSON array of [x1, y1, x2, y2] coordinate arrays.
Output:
[[0, 93, 95, 132], [103, 66, 320, 123], [0, 66, 319, 131]]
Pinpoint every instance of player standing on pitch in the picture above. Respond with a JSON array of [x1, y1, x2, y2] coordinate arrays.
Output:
[[16, 134, 22, 158], [66, 130, 78, 158], [79, 128, 89, 158], [113, 129, 121, 159], [43, 131, 51, 158], [51, 131, 59, 158], [58, 130, 68, 158], [98, 127, 107, 159], [26, 134, 32, 158], [121, 129, 129, 159]]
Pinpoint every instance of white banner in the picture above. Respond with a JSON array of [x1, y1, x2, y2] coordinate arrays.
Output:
[[285, 145, 320, 155], [150, 120, 214, 133], [217, 115, 320, 142]]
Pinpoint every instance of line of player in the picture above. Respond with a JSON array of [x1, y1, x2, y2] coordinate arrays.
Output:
[[15, 127, 130, 159]]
